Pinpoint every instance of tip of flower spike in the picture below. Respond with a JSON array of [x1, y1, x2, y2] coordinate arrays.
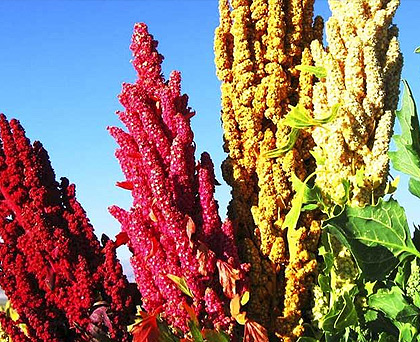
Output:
[[108, 205, 129, 223], [133, 22, 148, 34], [130, 23, 164, 83]]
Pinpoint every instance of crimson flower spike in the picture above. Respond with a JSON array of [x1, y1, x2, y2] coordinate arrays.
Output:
[[109, 23, 249, 336], [0, 114, 134, 341]]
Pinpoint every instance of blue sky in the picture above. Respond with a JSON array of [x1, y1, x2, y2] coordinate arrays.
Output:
[[0, 0, 419, 265]]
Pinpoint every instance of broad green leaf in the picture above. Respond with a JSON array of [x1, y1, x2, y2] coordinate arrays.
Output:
[[369, 286, 420, 337], [325, 199, 420, 280], [389, 80, 420, 181], [296, 64, 327, 79], [284, 103, 340, 129], [369, 286, 406, 320], [326, 222, 397, 280], [264, 128, 300, 158], [396, 81, 420, 148], [398, 323, 417, 342], [415, 46, 420, 54], [409, 178, 420, 199], [396, 305, 420, 325], [167, 274, 194, 298], [389, 138, 420, 179]]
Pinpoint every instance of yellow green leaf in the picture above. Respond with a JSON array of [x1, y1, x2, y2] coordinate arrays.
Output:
[[296, 64, 327, 79], [167, 274, 194, 298], [263, 128, 300, 158], [235, 312, 247, 325], [240, 291, 250, 306]]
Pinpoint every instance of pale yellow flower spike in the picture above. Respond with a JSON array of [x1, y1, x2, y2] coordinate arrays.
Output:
[[310, 0, 402, 206]]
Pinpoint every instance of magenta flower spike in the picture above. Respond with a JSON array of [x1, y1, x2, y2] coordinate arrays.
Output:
[[110, 23, 247, 334], [0, 115, 134, 341]]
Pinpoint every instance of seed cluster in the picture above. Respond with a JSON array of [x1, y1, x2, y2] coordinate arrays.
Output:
[[309, 0, 403, 206], [215, 0, 323, 340]]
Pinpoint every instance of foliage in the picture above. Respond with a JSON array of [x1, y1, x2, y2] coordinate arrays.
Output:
[[297, 77, 420, 342]]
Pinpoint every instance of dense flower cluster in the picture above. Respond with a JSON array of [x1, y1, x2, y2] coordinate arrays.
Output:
[[214, 0, 323, 340], [308, 0, 403, 205], [0, 115, 134, 341], [109, 23, 247, 335]]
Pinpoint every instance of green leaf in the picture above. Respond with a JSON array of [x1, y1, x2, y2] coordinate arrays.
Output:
[[322, 292, 357, 333], [399, 323, 417, 342], [409, 178, 420, 199], [310, 149, 326, 166], [396, 305, 420, 325], [369, 286, 420, 337], [189, 320, 204, 342], [296, 64, 327, 79], [320, 232, 335, 274], [390, 137, 420, 180], [202, 330, 230, 342], [384, 176, 400, 195], [334, 292, 358, 330], [302, 203, 320, 211], [264, 128, 300, 158], [282, 172, 321, 230], [157, 320, 180, 342], [339, 179, 350, 205], [396, 81, 420, 148], [378, 332, 398, 342], [297, 338, 320, 342], [395, 259, 411, 290], [389, 80, 420, 180], [167, 274, 194, 298], [364, 309, 378, 323], [319, 273, 332, 292], [284, 103, 340, 129], [413, 226, 420, 252], [325, 199, 420, 280], [369, 286, 406, 320], [415, 46, 420, 54], [282, 173, 310, 230]]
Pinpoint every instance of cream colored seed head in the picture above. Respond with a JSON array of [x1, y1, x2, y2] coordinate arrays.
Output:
[[309, 0, 402, 206]]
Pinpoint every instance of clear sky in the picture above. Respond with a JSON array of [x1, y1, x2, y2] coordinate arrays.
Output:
[[0, 0, 419, 266]]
